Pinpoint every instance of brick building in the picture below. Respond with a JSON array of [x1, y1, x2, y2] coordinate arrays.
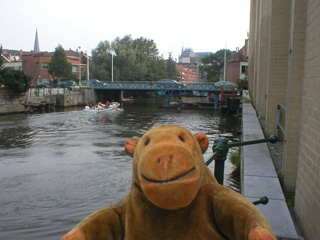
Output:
[[19, 29, 88, 85], [176, 66, 197, 83], [22, 51, 52, 84], [177, 48, 211, 82], [249, 1, 320, 239], [224, 41, 248, 84], [22, 50, 87, 85]]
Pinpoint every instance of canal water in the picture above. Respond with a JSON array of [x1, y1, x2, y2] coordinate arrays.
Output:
[[0, 97, 241, 240]]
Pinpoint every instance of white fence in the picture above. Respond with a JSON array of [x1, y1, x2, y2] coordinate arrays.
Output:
[[29, 87, 81, 98]]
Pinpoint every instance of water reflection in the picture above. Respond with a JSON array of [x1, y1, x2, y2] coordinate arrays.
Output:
[[0, 97, 241, 240]]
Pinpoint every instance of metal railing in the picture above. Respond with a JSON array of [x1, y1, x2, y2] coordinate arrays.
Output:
[[205, 135, 277, 206], [205, 136, 277, 184], [275, 104, 286, 137], [29, 87, 81, 98], [91, 81, 218, 92]]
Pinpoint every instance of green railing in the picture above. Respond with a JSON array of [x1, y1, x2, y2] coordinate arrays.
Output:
[[205, 135, 277, 205]]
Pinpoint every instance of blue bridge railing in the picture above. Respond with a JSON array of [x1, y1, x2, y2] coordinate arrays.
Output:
[[92, 81, 216, 91], [90, 81, 219, 97]]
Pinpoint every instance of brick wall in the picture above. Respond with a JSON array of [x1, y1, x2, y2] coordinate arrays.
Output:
[[255, 0, 272, 119], [264, 0, 291, 136], [249, 0, 320, 239], [294, 1, 320, 239], [283, 0, 306, 191], [23, 54, 52, 85], [225, 61, 240, 84]]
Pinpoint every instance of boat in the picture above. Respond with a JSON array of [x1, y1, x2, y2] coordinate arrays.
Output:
[[83, 102, 122, 113]]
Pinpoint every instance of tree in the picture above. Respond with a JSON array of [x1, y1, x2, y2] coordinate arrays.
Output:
[[0, 68, 31, 92], [48, 44, 72, 82], [0, 46, 4, 68], [91, 35, 167, 81], [0, 46, 31, 92], [199, 49, 232, 82], [166, 53, 177, 79]]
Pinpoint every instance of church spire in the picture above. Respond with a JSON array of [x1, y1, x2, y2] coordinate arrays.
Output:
[[34, 29, 40, 52]]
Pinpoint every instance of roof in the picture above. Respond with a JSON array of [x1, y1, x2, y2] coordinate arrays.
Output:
[[195, 52, 212, 58], [181, 48, 197, 58], [23, 51, 52, 57]]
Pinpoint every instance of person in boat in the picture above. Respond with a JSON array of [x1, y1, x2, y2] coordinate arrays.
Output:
[[97, 103, 104, 110], [85, 104, 90, 109]]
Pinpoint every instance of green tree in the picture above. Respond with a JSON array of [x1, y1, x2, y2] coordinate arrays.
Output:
[[0, 68, 31, 92], [91, 35, 166, 81], [200, 49, 232, 82], [133, 37, 159, 59], [166, 53, 177, 79], [0, 46, 4, 68], [0, 46, 31, 92], [48, 44, 72, 82]]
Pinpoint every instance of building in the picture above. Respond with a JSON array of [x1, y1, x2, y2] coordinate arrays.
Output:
[[1, 49, 25, 71], [249, 1, 320, 239], [177, 48, 211, 81], [21, 50, 88, 85], [20, 30, 87, 85], [223, 40, 249, 84], [176, 66, 197, 83], [22, 51, 52, 84]]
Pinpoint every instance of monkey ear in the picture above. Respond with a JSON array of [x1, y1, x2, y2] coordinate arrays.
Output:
[[194, 133, 209, 154], [125, 138, 139, 157]]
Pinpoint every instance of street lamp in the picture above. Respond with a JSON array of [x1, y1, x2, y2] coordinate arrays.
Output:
[[78, 46, 81, 86], [108, 49, 116, 82], [84, 51, 91, 87]]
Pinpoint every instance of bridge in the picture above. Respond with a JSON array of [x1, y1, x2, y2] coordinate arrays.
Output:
[[90, 81, 220, 97]]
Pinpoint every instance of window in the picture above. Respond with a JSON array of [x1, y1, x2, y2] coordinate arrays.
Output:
[[42, 62, 49, 70], [23, 60, 28, 71], [241, 65, 248, 74], [72, 65, 78, 73], [35, 62, 40, 70]]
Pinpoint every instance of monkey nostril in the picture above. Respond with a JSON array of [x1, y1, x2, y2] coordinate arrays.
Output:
[[170, 156, 173, 160], [157, 158, 161, 163]]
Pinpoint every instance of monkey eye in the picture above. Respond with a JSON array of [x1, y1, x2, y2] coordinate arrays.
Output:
[[179, 136, 185, 142], [145, 138, 150, 146]]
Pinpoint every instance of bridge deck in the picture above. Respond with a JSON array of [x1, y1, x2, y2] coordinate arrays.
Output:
[[91, 81, 234, 97]]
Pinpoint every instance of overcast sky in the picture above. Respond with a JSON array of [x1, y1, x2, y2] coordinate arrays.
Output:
[[1, 0, 250, 60]]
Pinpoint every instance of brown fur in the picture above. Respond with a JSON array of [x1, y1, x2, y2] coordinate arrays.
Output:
[[62, 124, 275, 240]]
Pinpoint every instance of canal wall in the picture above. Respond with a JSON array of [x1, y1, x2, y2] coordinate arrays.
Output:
[[0, 88, 98, 114], [53, 88, 99, 107], [0, 89, 27, 114], [241, 102, 299, 239]]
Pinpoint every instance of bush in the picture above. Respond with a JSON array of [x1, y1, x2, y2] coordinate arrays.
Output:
[[237, 77, 248, 90], [0, 68, 31, 92]]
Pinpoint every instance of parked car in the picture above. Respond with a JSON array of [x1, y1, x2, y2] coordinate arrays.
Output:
[[157, 79, 186, 88], [81, 79, 101, 87], [58, 81, 77, 88], [34, 82, 50, 88]]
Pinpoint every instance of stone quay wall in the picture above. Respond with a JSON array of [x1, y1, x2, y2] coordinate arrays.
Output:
[[0, 88, 97, 114]]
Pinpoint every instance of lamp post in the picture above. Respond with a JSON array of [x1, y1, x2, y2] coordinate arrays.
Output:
[[108, 49, 116, 82], [84, 51, 91, 87], [78, 46, 81, 86]]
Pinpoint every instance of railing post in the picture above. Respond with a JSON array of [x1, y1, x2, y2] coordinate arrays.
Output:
[[205, 135, 277, 185], [213, 138, 229, 185]]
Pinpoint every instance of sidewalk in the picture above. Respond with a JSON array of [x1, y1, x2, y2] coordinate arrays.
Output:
[[241, 102, 299, 240]]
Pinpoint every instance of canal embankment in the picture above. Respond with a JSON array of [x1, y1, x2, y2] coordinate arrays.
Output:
[[0, 88, 98, 114], [241, 101, 300, 240]]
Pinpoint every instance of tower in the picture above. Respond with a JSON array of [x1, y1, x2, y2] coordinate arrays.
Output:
[[34, 29, 40, 52]]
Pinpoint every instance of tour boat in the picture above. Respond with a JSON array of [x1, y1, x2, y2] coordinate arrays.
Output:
[[83, 102, 122, 113]]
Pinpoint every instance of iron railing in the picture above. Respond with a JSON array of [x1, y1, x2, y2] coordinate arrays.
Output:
[[275, 103, 286, 137]]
